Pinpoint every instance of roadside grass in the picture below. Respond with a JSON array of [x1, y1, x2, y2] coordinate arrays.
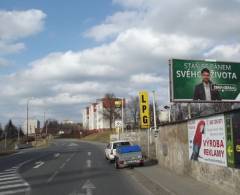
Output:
[[0, 139, 18, 156], [81, 130, 112, 143]]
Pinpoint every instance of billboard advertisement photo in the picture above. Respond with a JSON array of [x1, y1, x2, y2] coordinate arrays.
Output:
[[170, 59, 240, 102], [188, 114, 227, 166]]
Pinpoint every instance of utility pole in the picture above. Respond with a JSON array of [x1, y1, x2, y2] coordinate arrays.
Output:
[[43, 111, 45, 134], [152, 90, 157, 131], [4, 131, 7, 151], [121, 98, 124, 134], [27, 100, 29, 143]]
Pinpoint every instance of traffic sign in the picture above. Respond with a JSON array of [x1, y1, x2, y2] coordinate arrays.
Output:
[[115, 120, 122, 128]]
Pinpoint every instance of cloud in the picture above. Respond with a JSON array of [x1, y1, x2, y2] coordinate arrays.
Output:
[[85, 11, 142, 41], [0, 9, 46, 40], [204, 44, 240, 60], [0, 9, 46, 58], [0, 41, 25, 54], [90, 0, 240, 42], [130, 73, 165, 84], [0, 58, 11, 67], [2, 0, 240, 124]]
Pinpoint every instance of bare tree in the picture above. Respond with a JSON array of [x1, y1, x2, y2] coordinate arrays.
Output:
[[149, 102, 161, 127], [127, 96, 140, 129], [102, 93, 121, 131]]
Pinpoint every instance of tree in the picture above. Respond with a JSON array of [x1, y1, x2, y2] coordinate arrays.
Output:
[[4, 120, 18, 138], [18, 127, 24, 137], [102, 93, 121, 131], [0, 123, 3, 140], [126, 96, 140, 129], [43, 119, 59, 135]]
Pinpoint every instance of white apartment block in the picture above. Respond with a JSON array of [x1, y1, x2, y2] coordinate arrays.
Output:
[[82, 98, 123, 131], [23, 119, 40, 135]]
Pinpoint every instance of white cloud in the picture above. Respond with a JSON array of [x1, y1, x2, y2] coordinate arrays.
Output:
[[204, 44, 240, 60], [0, 9, 46, 57], [130, 73, 165, 84], [0, 9, 46, 40], [0, 41, 25, 54], [2, 0, 240, 124], [0, 58, 11, 67], [85, 11, 142, 41]]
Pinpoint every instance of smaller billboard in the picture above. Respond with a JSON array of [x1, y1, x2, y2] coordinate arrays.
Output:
[[188, 114, 227, 166], [139, 91, 150, 129]]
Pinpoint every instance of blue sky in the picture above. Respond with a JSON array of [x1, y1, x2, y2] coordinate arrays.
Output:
[[0, 0, 118, 74], [1, 0, 240, 126]]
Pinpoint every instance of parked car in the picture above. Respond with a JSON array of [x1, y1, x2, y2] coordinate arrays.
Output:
[[114, 145, 144, 169], [105, 140, 131, 161]]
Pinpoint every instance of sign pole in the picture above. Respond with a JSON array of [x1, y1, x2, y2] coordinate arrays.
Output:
[[188, 103, 191, 119], [121, 98, 124, 134], [152, 90, 157, 131]]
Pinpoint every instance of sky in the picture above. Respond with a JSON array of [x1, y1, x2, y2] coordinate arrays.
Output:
[[1, 0, 240, 126]]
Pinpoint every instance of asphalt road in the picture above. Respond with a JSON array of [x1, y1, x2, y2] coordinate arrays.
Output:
[[0, 139, 150, 195]]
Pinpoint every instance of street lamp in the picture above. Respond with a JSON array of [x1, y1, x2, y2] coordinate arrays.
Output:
[[26, 97, 34, 143]]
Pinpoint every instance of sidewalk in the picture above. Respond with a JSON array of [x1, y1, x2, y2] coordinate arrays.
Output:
[[131, 164, 229, 195]]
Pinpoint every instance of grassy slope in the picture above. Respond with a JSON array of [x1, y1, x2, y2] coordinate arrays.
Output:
[[81, 130, 112, 143]]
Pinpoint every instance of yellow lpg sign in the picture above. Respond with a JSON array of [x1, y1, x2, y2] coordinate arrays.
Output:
[[139, 91, 150, 129]]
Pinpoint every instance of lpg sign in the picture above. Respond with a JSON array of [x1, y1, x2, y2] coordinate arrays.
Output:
[[139, 91, 150, 129]]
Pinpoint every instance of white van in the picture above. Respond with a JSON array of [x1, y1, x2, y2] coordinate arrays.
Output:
[[105, 140, 131, 161]]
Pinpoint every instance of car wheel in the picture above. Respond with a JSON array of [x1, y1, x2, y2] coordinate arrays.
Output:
[[115, 159, 119, 169], [139, 162, 144, 167]]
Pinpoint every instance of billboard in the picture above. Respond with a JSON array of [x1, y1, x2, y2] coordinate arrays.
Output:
[[225, 112, 240, 168], [188, 114, 227, 166], [139, 91, 150, 129], [170, 59, 240, 102]]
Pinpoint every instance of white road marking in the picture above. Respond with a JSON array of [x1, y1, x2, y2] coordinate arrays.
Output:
[[68, 143, 78, 147], [54, 153, 60, 158], [47, 171, 59, 183], [0, 182, 29, 190], [86, 160, 91, 168], [33, 161, 45, 169], [60, 162, 66, 169], [0, 176, 19, 182], [82, 180, 96, 195], [0, 171, 16, 175], [3, 168, 17, 172], [87, 152, 91, 156], [0, 174, 16, 178], [0, 188, 31, 195], [0, 166, 30, 195], [0, 179, 23, 185]]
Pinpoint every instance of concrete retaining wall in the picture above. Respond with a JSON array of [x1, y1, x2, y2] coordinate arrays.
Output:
[[122, 119, 240, 194]]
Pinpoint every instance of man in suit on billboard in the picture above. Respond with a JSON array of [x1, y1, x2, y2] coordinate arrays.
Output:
[[193, 68, 221, 101]]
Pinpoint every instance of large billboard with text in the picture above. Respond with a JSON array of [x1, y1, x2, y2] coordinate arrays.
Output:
[[170, 59, 240, 102]]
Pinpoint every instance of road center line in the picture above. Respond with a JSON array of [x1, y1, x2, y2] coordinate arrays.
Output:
[[86, 160, 91, 168], [66, 153, 75, 162], [47, 170, 59, 183], [88, 152, 91, 156], [54, 153, 60, 158], [60, 162, 66, 169]]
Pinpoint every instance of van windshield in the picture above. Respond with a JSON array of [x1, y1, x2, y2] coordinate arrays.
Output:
[[113, 142, 130, 149]]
